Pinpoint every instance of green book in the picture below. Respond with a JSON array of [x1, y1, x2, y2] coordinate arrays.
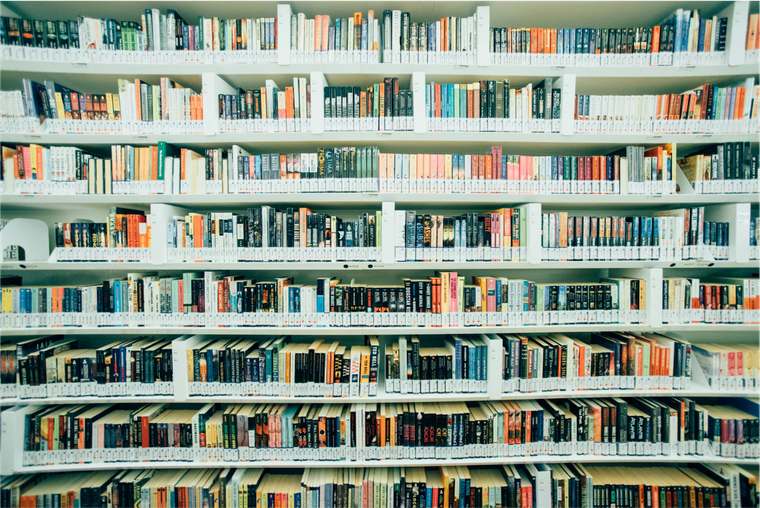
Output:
[[157, 141, 179, 181]]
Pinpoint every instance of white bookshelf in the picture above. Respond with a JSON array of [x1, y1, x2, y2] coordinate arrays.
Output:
[[9, 456, 754, 475], [3, 133, 758, 146], [2, 260, 758, 271], [5, 388, 757, 408], [4, 59, 759, 78], [1, 193, 758, 210], [1, 324, 758, 337], [1, 0, 759, 492]]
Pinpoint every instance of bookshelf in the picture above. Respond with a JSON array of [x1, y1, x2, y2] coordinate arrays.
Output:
[[0, 1, 758, 504]]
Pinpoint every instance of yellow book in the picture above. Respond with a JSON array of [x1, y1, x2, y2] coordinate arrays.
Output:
[[360, 346, 370, 385], [439, 272, 450, 316]]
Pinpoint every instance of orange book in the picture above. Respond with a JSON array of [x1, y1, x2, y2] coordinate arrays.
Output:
[[134, 79, 143, 121], [193, 215, 203, 248], [651, 26, 661, 53], [536, 28, 543, 53], [180, 149, 187, 180], [687, 93, 697, 120], [423, 153, 431, 181], [559, 212, 568, 248], [592, 156, 600, 182], [138, 216, 148, 248], [279, 154, 287, 179], [530, 28, 537, 53], [734, 87, 746, 120], [151, 146, 158, 180], [314, 15, 323, 51], [543, 28, 550, 54], [321, 15, 330, 52], [285, 87, 294, 118], [747, 14, 759, 50]]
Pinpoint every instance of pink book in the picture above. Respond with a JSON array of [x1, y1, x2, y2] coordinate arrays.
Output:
[[449, 272, 458, 313], [378, 153, 386, 179], [493, 214, 501, 249], [436, 153, 445, 181], [487, 277, 496, 312], [727, 351, 736, 377]]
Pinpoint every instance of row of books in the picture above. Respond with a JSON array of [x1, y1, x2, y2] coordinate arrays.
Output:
[[500, 332, 695, 393], [18, 398, 758, 466], [165, 207, 382, 263], [393, 208, 525, 263], [381, 11, 480, 66], [6, 6, 759, 65], [6, 463, 757, 508], [0, 273, 653, 329], [540, 209, 729, 262], [289, 11, 379, 65], [424, 79, 561, 133], [184, 336, 380, 398], [489, 10, 728, 67], [2, 273, 758, 325], [54, 209, 151, 250], [218, 78, 312, 130], [7, 336, 174, 399], [0, 12, 279, 58], [661, 278, 759, 325], [678, 142, 758, 194], [321, 80, 413, 132], [6, 143, 727, 197], [5, 77, 760, 136], [4, 333, 756, 401], [573, 81, 760, 135]]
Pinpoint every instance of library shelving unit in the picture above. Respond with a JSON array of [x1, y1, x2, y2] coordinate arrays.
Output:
[[0, 0, 759, 499]]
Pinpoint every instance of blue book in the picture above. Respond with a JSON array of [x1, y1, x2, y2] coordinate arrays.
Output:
[[206, 349, 214, 383], [575, 28, 583, 54], [552, 157, 559, 182], [557, 28, 564, 54], [449, 84, 455, 120], [265, 347, 273, 383], [653, 218, 660, 247], [568, 29, 575, 55], [254, 154, 262, 181], [633, 217, 641, 247], [697, 18, 706, 52], [251, 356, 259, 383], [441, 83, 447, 121], [114, 281, 121, 313], [606, 155, 613, 181]]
